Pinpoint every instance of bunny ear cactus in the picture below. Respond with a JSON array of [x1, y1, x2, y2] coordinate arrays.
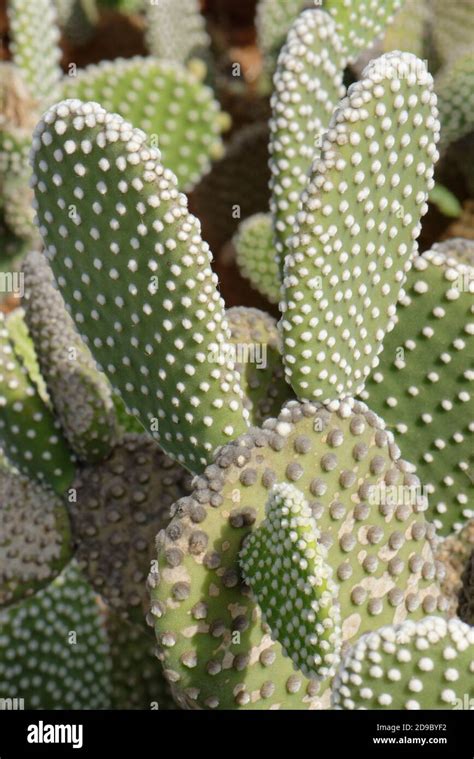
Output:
[[436, 51, 474, 154], [240, 482, 341, 680], [0, 311, 76, 494], [281, 51, 439, 403], [30, 99, 249, 473], [233, 213, 279, 304], [149, 399, 445, 710], [332, 617, 474, 709], [226, 306, 293, 424], [361, 242, 474, 536], [430, 0, 474, 66], [145, 0, 211, 66], [0, 467, 72, 607], [65, 57, 227, 192], [269, 9, 345, 275], [0, 562, 112, 709], [22, 250, 121, 463], [7, 0, 62, 107]]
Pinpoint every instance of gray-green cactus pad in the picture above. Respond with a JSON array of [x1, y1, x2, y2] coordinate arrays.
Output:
[[333, 617, 474, 709], [149, 400, 445, 710], [233, 213, 280, 304], [281, 51, 439, 403], [0, 468, 72, 607], [361, 245, 474, 535], [0, 562, 112, 708], [31, 99, 249, 474]]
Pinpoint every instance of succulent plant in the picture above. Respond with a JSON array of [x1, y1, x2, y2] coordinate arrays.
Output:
[[459, 551, 474, 626], [332, 616, 474, 709], [145, 0, 210, 66], [233, 213, 279, 304]]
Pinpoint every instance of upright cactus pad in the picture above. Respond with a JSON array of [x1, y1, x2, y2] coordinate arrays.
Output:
[[281, 52, 439, 403], [149, 400, 444, 710], [227, 306, 293, 424], [324, 0, 403, 63], [431, 0, 474, 65], [233, 214, 280, 304], [145, 0, 210, 65], [240, 482, 341, 680], [333, 617, 474, 709], [65, 58, 226, 191], [256, 0, 313, 76], [0, 469, 71, 607], [70, 434, 188, 621], [31, 99, 249, 473], [22, 251, 120, 463], [0, 312, 75, 494], [0, 562, 112, 709], [269, 9, 345, 273], [436, 52, 474, 153], [8, 0, 62, 106], [361, 245, 474, 535]]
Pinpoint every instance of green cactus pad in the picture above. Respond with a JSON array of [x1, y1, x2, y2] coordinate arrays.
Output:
[[145, 0, 210, 65], [227, 306, 293, 424], [31, 99, 249, 473], [71, 434, 188, 622], [7, 308, 48, 403], [269, 9, 345, 274], [333, 617, 474, 709], [65, 57, 226, 191], [149, 400, 445, 710], [0, 64, 37, 180], [8, 0, 62, 106], [0, 468, 72, 607], [2, 180, 38, 244], [54, 0, 98, 45], [361, 245, 474, 536], [431, 0, 474, 65], [459, 550, 474, 626], [382, 0, 428, 57], [0, 561, 112, 708], [0, 312, 75, 494], [436, 52, 474, 152], [240, 482, 341, 680], [281, 52, 439, 403], [325, 0, 403, 63], [233, 213, 280, 304], [256, 0, 312, 76], [107, 613, 177, 710], [23, 251, 121, 463]]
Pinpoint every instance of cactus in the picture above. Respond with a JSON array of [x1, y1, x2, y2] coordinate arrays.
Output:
[[0, 467, 72, 607], [145, 0, 210, 66], [436, 519, 474, 619], [459, 551, 474, 626], [149, 399, 445, 709], [53, 0, 99, 45], [233, 214, 280, 304], [361, 242, 474, 536], [65, 57, 227, 192], [332, 616, 474, 709], [436, 51, 474, 153]]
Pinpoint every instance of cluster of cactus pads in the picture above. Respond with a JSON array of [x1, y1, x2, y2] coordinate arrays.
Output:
[[0, 0, 473, 712]]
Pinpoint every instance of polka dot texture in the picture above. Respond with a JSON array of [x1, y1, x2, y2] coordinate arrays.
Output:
[[333, 617, 474, 709], [23, 250, 120, 464], [234, 213, 280, 304], [269, 9, 345, 273], [0, 311, 75, 495], [31, 99, 249, 474], [436, 51, 474, 152], [240, 482, 341, 680], [256, 0, 315, 77], [65, 57, 225, 191], [325, 0, 402, 62], [149, 400, 444, 710], [0, 469, 71, 607], [281, 51, 439, 403], [7, 0, 62, 106], [145, 0, 210, 66], [361, 245, 474, 535], [227, 306, 293, 425], [71, 434, 189, 623], [0, 562, 112, 709]]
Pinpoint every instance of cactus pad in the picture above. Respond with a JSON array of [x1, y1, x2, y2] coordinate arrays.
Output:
[[436, 52, 474, 152], [324, 0, 403, 63], [333, 617, 474, 709], [31, 99, 249, 473], [281, 52, 439, 403], [0, 562, 112, 708], [227, 306, 293, 424], [145, 0, 210, 65], [71, 434, 188, 622], [361, 245, 474, 535], [0, 469, 72, 607], [233, 213, 280, 304], [459, 550, 474, 626], [65, 58, 226, 191], [149, 400, 444, 709], [269, 9, 345, 273], [23, 251, 120, 463], [240, 482, 341, 680], [0, 312, 75, 494]]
